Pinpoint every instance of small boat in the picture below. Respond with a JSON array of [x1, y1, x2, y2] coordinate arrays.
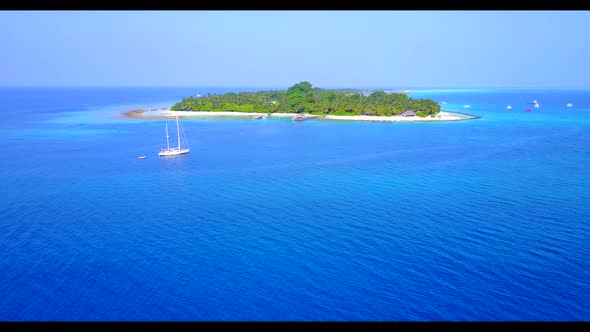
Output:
[[138, 156, 146, 159], [292, 114, 307, 121], [566, 103, 573, 107], [525, 109, 531, 112], [440, 101, 447, 105], [159, 115, 190, 157], [507, 105, 512, 109], [292, 113, 320, 121], [252, 114, 268, 119], [464, 105, 471, 108]]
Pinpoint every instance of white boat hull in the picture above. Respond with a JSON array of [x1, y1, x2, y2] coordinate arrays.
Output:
[[159, 148, 190, 156]]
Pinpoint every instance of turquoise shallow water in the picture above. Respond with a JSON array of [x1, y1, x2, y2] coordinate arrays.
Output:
[[0, 87, 589, 321]]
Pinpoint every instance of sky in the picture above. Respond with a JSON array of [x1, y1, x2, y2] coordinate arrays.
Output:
[[1, 11, 590, 89]]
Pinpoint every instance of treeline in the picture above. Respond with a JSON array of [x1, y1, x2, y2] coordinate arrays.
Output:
[[171, 82, 441, 117]]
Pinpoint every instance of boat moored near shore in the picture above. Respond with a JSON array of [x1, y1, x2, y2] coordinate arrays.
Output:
[[159, 115, 190, 157], [292, 114, 322, 121]]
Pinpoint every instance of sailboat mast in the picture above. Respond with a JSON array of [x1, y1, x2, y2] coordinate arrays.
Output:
[[166, 123, 170, 150], [176, 115, 181, 149]]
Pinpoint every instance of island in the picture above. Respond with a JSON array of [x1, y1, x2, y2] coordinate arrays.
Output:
[[124, 82, 478, 122]]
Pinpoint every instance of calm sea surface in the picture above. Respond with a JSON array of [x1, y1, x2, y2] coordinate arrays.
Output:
[[0, 87, 588, 321]]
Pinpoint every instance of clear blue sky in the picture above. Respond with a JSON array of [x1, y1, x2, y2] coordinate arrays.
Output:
[[1, 11, 590, 89]]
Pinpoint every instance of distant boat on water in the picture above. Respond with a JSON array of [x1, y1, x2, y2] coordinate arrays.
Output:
[[252, 114, 268, 119], [440, 101, 447, 105], [566, 103, 573, 107], [292, 114, 319, 121], [464, 105, 471, 108], [525, 109, 531, 112], [293, 114, 307, 121], [507, 105, 512, 109], [138, 156, 146, 159], [529, 100, 540, 109], [159, 115, 190, 157]]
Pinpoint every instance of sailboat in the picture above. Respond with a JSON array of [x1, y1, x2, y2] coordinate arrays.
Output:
[[159, 115, 190, 157]]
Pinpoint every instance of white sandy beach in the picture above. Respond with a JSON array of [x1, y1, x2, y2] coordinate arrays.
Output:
[[159, 110, 299, 118], [126, 109, 476, 122], [323, 111, 472, 122]]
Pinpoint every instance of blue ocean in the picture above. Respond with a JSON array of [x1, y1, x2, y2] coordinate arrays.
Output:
[[0, 87, 588, 321]]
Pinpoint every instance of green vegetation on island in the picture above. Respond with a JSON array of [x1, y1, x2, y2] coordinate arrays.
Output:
[[171, 82, 441, 117]]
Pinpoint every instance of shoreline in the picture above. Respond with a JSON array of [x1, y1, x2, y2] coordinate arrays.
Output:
[[322, 110, 479, 122], [123, 109, 478, 122], [124, 109, 182, 119]]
